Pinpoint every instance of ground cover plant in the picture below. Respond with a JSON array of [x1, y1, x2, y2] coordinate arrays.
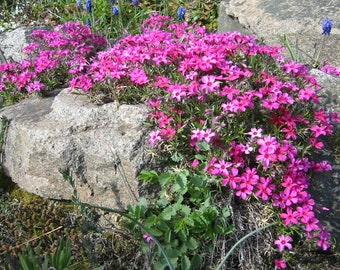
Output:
[[1, 1, 340, 269]]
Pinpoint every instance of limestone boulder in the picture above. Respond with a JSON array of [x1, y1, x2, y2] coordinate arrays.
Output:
[[0, 89, 150, 209], [218, 0, 340, 67]]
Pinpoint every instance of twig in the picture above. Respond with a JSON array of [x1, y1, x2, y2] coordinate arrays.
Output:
[[16, 226, 63, 248]]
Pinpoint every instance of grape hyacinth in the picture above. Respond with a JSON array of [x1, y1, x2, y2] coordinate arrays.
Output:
[[177, 6, 186, 20], [86, 0, 92, 13], [322, 17, 332, 35]]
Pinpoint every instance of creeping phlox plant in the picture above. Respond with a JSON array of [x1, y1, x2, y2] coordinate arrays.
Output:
[[67, 14, 340, 268], [1, 13, 340, 269], [0, 21, 107, 106]]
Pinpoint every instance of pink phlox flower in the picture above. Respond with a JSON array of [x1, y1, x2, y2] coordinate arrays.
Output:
[[310, 124, 327, 138], [26, 81, 45, 93], [236, 182, 253, 200], [129, 67, 149, 85], [246, 127, 263, 140], [282, 60, 305, 76], [257, 136, 279, 154], [191, 128, 205, 141], [296, 205, 314, 223], [282, 126, 297, 140], [282, 188, 298, 206], [221, 167, 239, 188], [274, 258, 287, 269], [191, 159, 199, 169], [167, 83, 187, 102], [220, 85, 240, 100], [256, 151, 277, 170], [317, 229, 331, 251], [148, 99, 162, 108], [261, 97, 280, 110], [304, 216, 320, 232], [255, 176, 275, 201], [148, 130, 161, 146], [157, 112, 173, 128], [200, 75, 220, 93], [298, 87, 317, 101], [311, 160, 332, 172], [143, 233, 153, 243], [310, 137, 324, 149], [272, 192, 287, 209], [159, 126, 176, 141], [212, 159, 233, 176], [321, 65, 340, 76], [274, 235, 293, 252], [202, 128, 216, 143], [280, 207, 299, 226]]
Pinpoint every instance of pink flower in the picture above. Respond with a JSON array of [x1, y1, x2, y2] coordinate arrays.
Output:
[[129, 68, 149, 85], [246, 127, 263, 140], [202, 129, 216, 143], [200, 75, 220, 93], [236, 182, 253, 200], [191, 159, 199, 169], [143, 233, 152, 243], [310, 125, 327, 138], [26, 81, 45, 93], [274, 235, 293, 252], [280, 207, 299, 226], [274, 258, 287, 269], [148, 130, 161, 146], [255, 176, 275, 201]]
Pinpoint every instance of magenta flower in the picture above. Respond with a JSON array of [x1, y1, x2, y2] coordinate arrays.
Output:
[[274, 258, 287, 269], [143, 233, 152, 243], [274, 235, 293, 252]]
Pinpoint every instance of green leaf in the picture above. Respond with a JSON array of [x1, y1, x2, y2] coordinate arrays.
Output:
[[171, 152, 184, 162], [138, 170, 158, 183], [196, 141, 210, 151], [181, 255, 191, 270], [190, 254, 202, 270], [159, 171, 174, 186], [191, 175, 204, 187], [176, 172, 188, 189], [186, 237, 199, 250], [194, 154, 208, 161], [160, 206, 176, 220]]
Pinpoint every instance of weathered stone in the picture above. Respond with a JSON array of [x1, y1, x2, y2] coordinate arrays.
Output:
[[218, 0, 340, 67], [0, 89, 150, 209], [0, 25, 52, 63]]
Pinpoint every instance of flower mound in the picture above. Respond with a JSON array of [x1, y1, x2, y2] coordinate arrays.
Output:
[[71, 14, 337, 265], [1, 14, 339, 268]]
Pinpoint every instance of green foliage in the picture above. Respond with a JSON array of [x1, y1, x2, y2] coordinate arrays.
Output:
[[17, 237, 75, 270], [128, 162, 234, 269]]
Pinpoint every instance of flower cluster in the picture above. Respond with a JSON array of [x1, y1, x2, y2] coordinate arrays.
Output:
[[63, 15, 339, 262], [1, 14, 339, 267], [0, 21, 107, 98]]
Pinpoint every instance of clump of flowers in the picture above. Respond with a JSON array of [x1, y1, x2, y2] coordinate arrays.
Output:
[[1, 13, 339, 268], [0, 21, 106, 105], [63, 14, 339, 267]]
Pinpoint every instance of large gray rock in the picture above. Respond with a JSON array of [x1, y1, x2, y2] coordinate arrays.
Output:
[[0, 89, 150, 209], [218, 0, 340, 67], [0, 25, 52, 63]]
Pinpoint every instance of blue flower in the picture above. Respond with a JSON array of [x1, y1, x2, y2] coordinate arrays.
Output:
[[322, 18, 332, 35], [112, 5, 119, 16], [86, 18, 91, 27], [132, 0, 139, 6], [109, 0, 115, 4], [76, 0, 83, 8], [86, 0, 92, 13], [177, 6, 186, 20]]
